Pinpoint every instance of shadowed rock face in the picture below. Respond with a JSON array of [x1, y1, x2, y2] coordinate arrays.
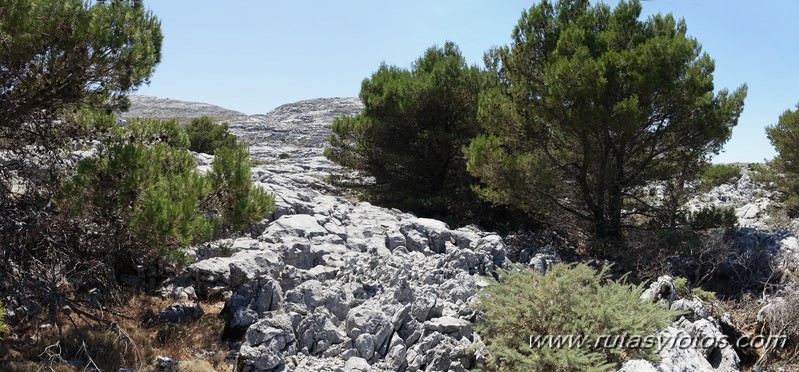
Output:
[[135, 96, 794, 372]]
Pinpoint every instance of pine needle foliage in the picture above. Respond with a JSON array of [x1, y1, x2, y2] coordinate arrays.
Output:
[[325, 42, 493, 225], [766, 104, 799, 217], [185, 116, 238, 155], [464, 0, 746, 243], [60, 117, 274, 263], [207, 142, 275, 234], [698, 164, 742, 192], [474, 263, 681, 371]]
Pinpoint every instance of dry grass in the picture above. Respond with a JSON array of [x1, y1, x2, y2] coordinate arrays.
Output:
[[724, 292, 799, 371], [175, 359, 217, 372], [1, 294, 233, 372]]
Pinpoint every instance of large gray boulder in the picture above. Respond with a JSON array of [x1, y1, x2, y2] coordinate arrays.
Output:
[[237, 312, 298, 372], [223, 276, 283, 339], [399, 218, 451, 254], [295, 312, 344, 355], [150, 303, 204, 325], [261, 214, 328, 243], [284, 279, 353, 321], [641, 275, 677, 308], [344, 357, 372, 372], [184, 249, 283, 298], [423, 316, 473, 341], [345, 303, 394, 362], [622, 302, 740, 371]]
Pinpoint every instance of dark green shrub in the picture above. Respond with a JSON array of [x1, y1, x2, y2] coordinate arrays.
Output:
[[185, 116, 237, 154], [128, 117, 191, 149], [749, 163, 779, 189], [766, 104, 799, 216], [207, 143, 275, 233], [475, 263, 681, 371], [698, 164, 741, 191], [60, 118, 274, 263], [61, 122, 211, 261], [673, 276, 690, 297], [687, 206, 738, 231], [325, 42, 501, 226], [691, 287, 717, 303], [673, 277, 717, 302]]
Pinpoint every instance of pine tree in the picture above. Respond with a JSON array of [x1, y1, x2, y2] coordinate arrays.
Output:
[[766, 104, 799, 215], [326, 42, 490, 222], [464, 0, 746, 244]]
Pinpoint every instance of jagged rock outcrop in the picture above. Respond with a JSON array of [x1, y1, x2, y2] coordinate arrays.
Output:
[[623, 277, 741, 372], [140, 97, 499, 371], [227, 97, 363, 147], [685, 165, 773, 230]]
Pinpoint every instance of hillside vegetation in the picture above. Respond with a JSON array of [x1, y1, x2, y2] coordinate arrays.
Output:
[[3, 0, 799, 371]]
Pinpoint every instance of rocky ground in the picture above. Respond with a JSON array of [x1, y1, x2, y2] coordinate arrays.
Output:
[[129, 96, 799, 372]]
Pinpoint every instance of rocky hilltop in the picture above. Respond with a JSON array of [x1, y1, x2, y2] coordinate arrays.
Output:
[[229, 97, 364, 147], [124, 95, 248, 121], [128, 97, 799, 372]]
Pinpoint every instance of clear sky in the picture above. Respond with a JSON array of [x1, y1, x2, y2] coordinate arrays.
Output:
[[135, 1, 799, 163]]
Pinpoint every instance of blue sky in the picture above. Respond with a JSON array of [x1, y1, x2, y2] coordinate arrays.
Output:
[[136, 1, 799, 163]]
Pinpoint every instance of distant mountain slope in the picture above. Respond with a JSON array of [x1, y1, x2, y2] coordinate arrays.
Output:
[[123, 95, 247, 121], [126, 95, 364, 147], [229, 97, 363, 147]]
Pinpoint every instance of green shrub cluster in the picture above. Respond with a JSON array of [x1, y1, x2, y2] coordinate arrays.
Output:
[[185, 116, 238, 154], [474, 263, 681, 371], [698, 164, 742, 192], [673, 277, 717, 302], [327, 0, 745, 240], [673, 276, 690, 297], [749, 163, 779, 189], [0, 302, 6, 336], [324, 42, 531, 229], [207, 143, 275, 233], [766, 104, 799, 216], [60, 117, 274, 262], [686, 206, 738, 231]]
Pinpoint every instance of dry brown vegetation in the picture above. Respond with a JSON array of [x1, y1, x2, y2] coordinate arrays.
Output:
[[0, 294, 233, 371]]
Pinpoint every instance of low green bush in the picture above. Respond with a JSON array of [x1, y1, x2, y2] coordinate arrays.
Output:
[[185, 116, 237, 154], [687, 206, 738, 231], [206, 143, 275, 234], [691, 287, 717, 303], [749, 163, 779, 188], [674, 277, 717, 302], [673, 276, 690, 297], [699, 164, 741, 191], [474, 263, 681, 371], [60, 118, 274, 264], [129, 117, 191, 149]]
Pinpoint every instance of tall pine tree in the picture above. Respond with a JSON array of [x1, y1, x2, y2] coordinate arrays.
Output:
[[465, 0, 746, 244]]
